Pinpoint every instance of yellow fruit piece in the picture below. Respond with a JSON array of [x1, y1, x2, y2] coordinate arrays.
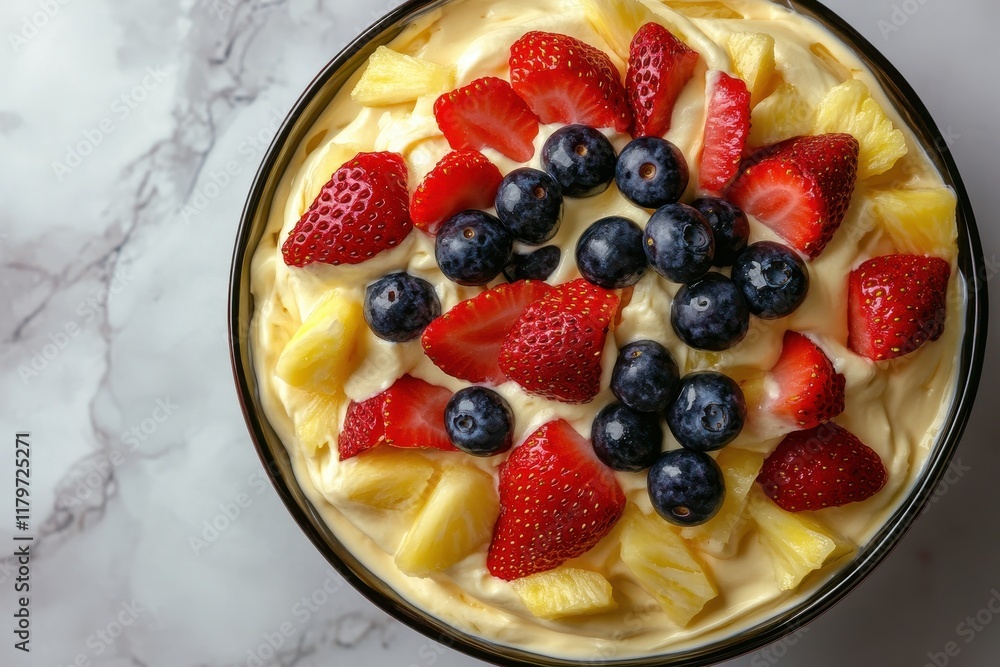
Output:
[[302, 142, 362, 210], [275, 290, 365, 395], [748, 83, 812, 147], [726, 32, 775, 107], [340, 448, 437, 510], [682, 448, 765, 556], [666, 1, 742, 19], [871, 187, 958, 258], [620, 508, 718, 626], [395, 465, 499, 576], [814, 79, 907, 179], [294, 392, 343, 456], [582, 0, 664, 60], [511, 568, 617, 620], [747, 490, 854, 590], [351, 46, 456, 107]]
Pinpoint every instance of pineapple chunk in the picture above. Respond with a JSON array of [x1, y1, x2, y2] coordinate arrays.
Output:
[[682, 448, 765, 556], [340, 448, 437, 510], [275, 289, 365, 395], [666, 1, 742, 19], [620, 508, 718, 626], [351, 46, 456, 107], [395, 465, 499, 576], [747, 490, 854, 590], [294, 392, 343, 456], [511, 568, 617, 620], [871, 187, 958, 258], [814, 79, 908, 179], [582, 0, 664, 60], [749, 83, 812, 147], [302, 142, 362, 210], [726, 32, 775, 107]]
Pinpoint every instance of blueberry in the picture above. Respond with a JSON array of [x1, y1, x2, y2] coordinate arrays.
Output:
[[666, 372, 746, 452], [444, 386, 514, 456], [615, 137, 689, 209], [503, 246, 561, 283], [671, 273, 749, 351], [611, 340, 680, 413], [495, 168, 563, 244], [691, 197, 749, 267], [435, 210, 514, 286], [591, 403, 663, 472], [647, 449, 725, 526], [643, 203, 715, 284], [731, 241, 809, 319], [364, 272, 441, 342], [575, 216, 648, 289], [541, 125, 617, 197]]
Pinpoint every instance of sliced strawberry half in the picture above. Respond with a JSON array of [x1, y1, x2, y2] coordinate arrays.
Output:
[[499, 278, 619, 403], [725, 133, 859, 258], [762, 331, 845, 431], [757, 422, 887, 512], [626, 22, 700, 138], [282, 151, 412, 267], [433, 77, 539, 162], [487, 419, 626, 580], [411, 150, 503, 235], [848, 254, 950, 361], [509, 31, 632, 133], [421, 280, 553, 384], [699, 70, 751, 193], [337, 375, 456, 460]]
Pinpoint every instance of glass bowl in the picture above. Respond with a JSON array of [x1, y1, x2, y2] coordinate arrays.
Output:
[[229, 1, 988, 664]]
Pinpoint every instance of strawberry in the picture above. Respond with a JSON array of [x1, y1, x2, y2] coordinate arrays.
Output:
[[433, 77, 539, 162], [509, 31, 632, 133], [411, 150, 503, 235], [848, 254, 950, 361], [499, 278, 619, 403], [282, 151, 411, 267], [699, 70, 751, 193], [421, 280, 553, 384], [757, 422, 887, 511], [763, 331, 845, 430], [337, 375, 456, 460], [487, 419, 626, 580], [626, 22, 699, 138], [725, 134, 859, 258]]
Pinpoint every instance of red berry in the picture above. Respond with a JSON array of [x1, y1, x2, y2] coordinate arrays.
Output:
[[487, 419, 626, 580], [726, 134, 859, 258], [509, 31, 632, 133], [421, 280, 553, 385], [434, 77, 539, 162], [626, 22, 699, 138], [282, 151, 412, 267], [848, 254, 950, 361], [763, 331, 846, 431], [699, 70, 751, 193], [499, 278, 619, 403], [411, 150, 503, 235], [757, 422, 887, 512]]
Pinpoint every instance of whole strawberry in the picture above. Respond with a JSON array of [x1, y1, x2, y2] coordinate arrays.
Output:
[[757, 422, 887, 511], [487, 419, 626, 580], [282, 151, 412, 267]]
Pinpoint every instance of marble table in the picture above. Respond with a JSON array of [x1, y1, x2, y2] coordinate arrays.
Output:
[[1, 0, 997, 665]]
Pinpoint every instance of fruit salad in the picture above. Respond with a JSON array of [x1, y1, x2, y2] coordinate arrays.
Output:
[[248, 0, 965, 659]]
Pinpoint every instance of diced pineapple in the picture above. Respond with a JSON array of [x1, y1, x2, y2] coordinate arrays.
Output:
[[582, 0, 664, 60], [871, 187, 958, 258], [275, 289, 365, 395], [620, 508, 718, 626], [511, 568, 617, 620], [294, 392, 343, 456], [666, 1, 742, 19], [302, 142, 362, 210], [340, 448, 437, 510], [726, 32, 775, 107], [682, 448, 765, 556], [351, 46, 456, 107], [395, 465, 499, 576], [814, 79, 908, 180], [748, 83, 812, 147], [747, 490, 854, 590]]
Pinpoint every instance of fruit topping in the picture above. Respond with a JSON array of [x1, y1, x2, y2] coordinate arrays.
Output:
[[444, 386, 515, 457], [643, 203, 715, 284], [411, 150, 503, 235], [541, 124, 618, 197], [434, 76, 539, 162], [611, 340, 681, 413], [511, 568, 617, 619], [435, 210, 514, 286], [363, 272, 441, 343], [626, 22, 699, 138], [576, 216, 648, 289], [690, 196, 749, 267], [731, 241, 809, 319], [666, 371, 746, 452], [340, 448, 436, 510], [352, 46, 456, 107], [616, 136, 689, 208], [503, 246, 561, 283], [591, 402, 664, 472], [761, 331, 845, 430], [680, 447, 764, 556], [648, 449, 726, 526], [670, 273, 750, 351], [495, 167, 563, 244], [699, 71, 751, 193], [725, 32, 775, 107]]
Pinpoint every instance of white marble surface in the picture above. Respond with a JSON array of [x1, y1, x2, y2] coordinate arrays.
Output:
[[0, 0, 997, 665]]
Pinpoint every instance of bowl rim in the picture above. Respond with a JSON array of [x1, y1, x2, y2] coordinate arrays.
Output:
[[228, 1, 989, 664]]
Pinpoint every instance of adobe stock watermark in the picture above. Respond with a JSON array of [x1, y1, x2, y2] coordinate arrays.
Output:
[[750, 622, 810, 666], [923, 589, 1000, 667], [877, 0, 933, 40], [55, 599, 146, 667], [188, 469, 271, 555], [8, 0, 73, 53], [51, 66, 171, 182]]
